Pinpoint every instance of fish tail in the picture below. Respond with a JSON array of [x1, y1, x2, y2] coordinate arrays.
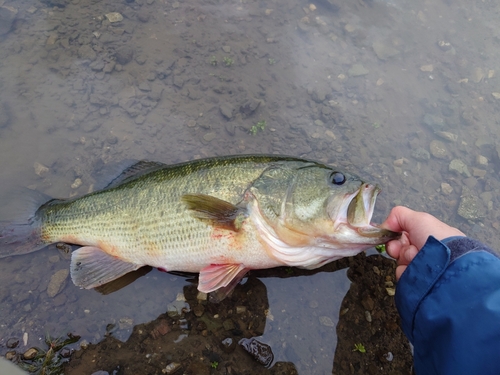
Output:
[[0, 187, 51, 258], [0, 219, 46, 258]]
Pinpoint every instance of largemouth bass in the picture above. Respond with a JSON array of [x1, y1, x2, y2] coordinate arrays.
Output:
[[0, 155, 400, 298]]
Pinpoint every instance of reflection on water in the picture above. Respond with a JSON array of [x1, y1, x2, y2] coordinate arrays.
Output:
[[1, 0, 500, 372]]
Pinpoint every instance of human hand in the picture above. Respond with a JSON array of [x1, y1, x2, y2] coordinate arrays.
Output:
[[381, 206, 465, 280]]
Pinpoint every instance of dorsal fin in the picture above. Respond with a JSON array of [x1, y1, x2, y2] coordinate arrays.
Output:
[[103, 160, 166, 189]]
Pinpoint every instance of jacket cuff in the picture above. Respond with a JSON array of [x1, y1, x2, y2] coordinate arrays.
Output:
[[395, 236, 450, 342]]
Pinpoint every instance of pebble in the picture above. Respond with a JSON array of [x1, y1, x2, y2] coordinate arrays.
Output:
[[420, 64, 434, 72], [202, 132, 216, 142], [6, 337, 19, 348], [319, 316, 335, 327], [23, 348, 38, 360], [34, 162, 49, 177], [105, 12, 123, 23], [0, 6, 18, 35], [449, 159, 471, 177], [238, 338, 274, 367], [458, 186, 484, 221], [435, 131, 457, 142], [429, 140, 449, 159], [348, 64, 369, 77], [476, 155, 488, 166], [163, 362, 181, 374], [47, 269, 69, 298], [71, 178, 82, 189], [441, 183, 453, 195], [364, 311, 372, 322]]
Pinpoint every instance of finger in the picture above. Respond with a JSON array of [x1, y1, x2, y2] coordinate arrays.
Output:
[[381, 206, 414, 233], [395, 265, 407, 281]]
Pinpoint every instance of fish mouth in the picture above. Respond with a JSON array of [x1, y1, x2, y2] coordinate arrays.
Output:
[[334, 183, 400, 241]]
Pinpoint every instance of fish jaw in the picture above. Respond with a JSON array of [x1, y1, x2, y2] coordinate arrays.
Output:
[[250, 183, 400, 270]]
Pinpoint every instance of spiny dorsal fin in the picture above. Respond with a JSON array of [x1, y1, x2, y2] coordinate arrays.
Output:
[[104, 160, 166, 189], [181, 194, 247, 232]]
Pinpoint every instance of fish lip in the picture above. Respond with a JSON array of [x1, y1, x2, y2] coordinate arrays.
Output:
[[346, 183, 379, 228]]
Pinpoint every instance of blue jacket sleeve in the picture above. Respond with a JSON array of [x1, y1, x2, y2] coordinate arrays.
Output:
[[395, 235, 500, 375]]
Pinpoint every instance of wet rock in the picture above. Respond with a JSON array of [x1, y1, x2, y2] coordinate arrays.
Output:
[[115, 46, 134, 65], [458, 186, 485, 221], [137, 11, 150, 22], [5, 351, 16, 360], [308, 86, 330, 103], [429, 140, 449, 159], [0, 6, 17, 35], [372, 42, 399, 60], [6, 337, 19, 348], [411, 147, 430, 161], [319, 316, 335, 327], [34, 162, 49, 177], [240, 98, 261, 117], [449, 159, 471, 177], [164, 362, 181, 374], [220, 102, 235, 120], [441, 183, 453, 195], [192, 304, 204, 317], [47, 269, 69, 298], [361, 295, 374, 311], [422, 113, 445, 130], [78, 45, 97, 61], [105, 12, 123, 23], [435, 131, 457, 142], [476, 155, 488, 166], [222, 319, 235, 331], [348, 64, 369, 77], [23, 347, 38, 360], [239, 337, 274, 367]]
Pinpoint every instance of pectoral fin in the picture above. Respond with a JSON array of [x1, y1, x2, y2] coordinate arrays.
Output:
[[70, 246, 141, 289], [198, 263, 249, 299], [182, 194, 247, 231]]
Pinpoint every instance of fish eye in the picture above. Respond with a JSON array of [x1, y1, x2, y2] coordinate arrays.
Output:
[[329, 171, 346, 185]]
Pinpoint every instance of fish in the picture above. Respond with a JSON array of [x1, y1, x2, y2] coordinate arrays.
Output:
[[0, 155, 400, 299]]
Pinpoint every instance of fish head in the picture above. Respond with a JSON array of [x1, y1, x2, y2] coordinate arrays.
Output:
[[250, 161, 400, 267]]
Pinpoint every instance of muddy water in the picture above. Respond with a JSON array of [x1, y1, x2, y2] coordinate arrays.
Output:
[[1, 0, 500, 373]]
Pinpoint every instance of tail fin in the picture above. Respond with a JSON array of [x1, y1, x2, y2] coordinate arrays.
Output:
[[0, 219, 46, 258], [0, 187, 51, 258]]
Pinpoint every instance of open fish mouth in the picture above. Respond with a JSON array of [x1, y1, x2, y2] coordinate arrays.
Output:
[[334, 183, 401, 241]]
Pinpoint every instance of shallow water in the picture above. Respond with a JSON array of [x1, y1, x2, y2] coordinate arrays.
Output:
[[1, 0, 500, 373]]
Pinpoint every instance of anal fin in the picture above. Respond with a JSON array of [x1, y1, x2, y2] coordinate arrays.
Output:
[[198, 264, 249, 301], [70, 246, 141, 289]]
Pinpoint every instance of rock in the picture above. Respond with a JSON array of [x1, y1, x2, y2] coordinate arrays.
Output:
[[372, 42, 399, 60], [202, 132, 216, 142], [435, 131, 457, 142], [411, 147, 430, 161], [192, 304, 204, 317], [441, 182, 453, 195], [219, 102, 235, 119], [420, 64, 434, 72], [348, 64, 369, 77], [457, 186, 485, 221], [105, 12, 123, 23], [471, 67, 484, 83], [476, 155, 488, 166], [0, 6, 18, 35], [429, 140, 449, 159], [34, 162, 49, 177], [239, 338, 274, 367], [6, 337, 19, 348], [449, 159, 471, 177], [164, 362, 181, 374], [115, 46, 134, 65], [422, 113, 445, 130], [239, 98, 261, 117], [361, 295, 374, 310], [23, 348, 38, 360], [319, 316, 335, 327], [47, 269, 69, 298], [77, 45, 97, 61]]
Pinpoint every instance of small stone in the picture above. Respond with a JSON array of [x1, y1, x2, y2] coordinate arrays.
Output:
[[372, 41, 399, 60], [420, 64, 434, 72], [6, 338, 19, 348], [319, 316, 335, 327], [0, 6, 18, 35], [449, 159, 471, 177], [5, 351, 16, 360], [220, 102, 235, 119], [47, 269, 69, 298], [361, 295, 374, 311], [163, 362, 181, 374], [34, 162, 49, 177], [71, 178, 82, 189], [364, 311, 372, 322], [202, 132, 216, 142], [471, 67, 484, 83], [472, 168, 486, 178], [386, 288, 395, 296], [197, 291, 207, 301], [222, 45, 231, 53], [429, 140, 449, 159], [458, 186, 485, 221], [348, 64, 369, 77], [23, 348, 38, 360], [441, 183, 453, 195], [105, 12, 123, 23], [236, 305, 247, 314], [476, 155, 488, 166], [411, 147, 430, 161], [491, 92, 500, 100], [435, 131, 458, 142]]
